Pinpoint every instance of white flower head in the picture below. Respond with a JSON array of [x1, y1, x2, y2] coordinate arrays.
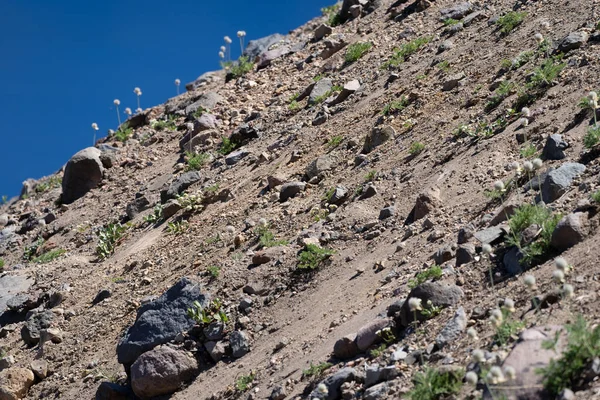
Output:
[[224, 36, 232, 44], [521, 107, 531, 117], [258, 218, 268, 227], [317, 383, 328, 394], [503, 298, 516, 313], [523, 161, 534, 172], [491, 308, 503, 322], [563, 284, 574, 298], [124, 107, 132, 115], [237, 30, 246, 38], [136, 108, 143, 114], [555, 257, 570, 272], [590, 99, 599, 110], [503, 365, 516, 381], [524, 274, 537, 290], [91, 123, 99, 130], [494, 180, 505, 192], [108, 129, 115, 134], [175, 78, 181, 85], [482, 243, 492, 255], [220, 46, 226, 52], [467, 327, 479, 340], [472, 349, 485, 363], [134, 87, 142, 96], [589, 91, 598, 102], [519, 117, 529, 127], [114, 99, 120, 106], [219, 51, 225, 59], [487, 366, 506, 384], [510, 161, 521, 171], [553, 269, 565, 283], [534, 33, 544, 44], [532, 158, 543, 170], [465, 371, 478, 385], [408, 297, 422, 312]]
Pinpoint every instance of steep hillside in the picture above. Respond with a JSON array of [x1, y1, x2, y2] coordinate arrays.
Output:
[[1, 0, 600, 399]]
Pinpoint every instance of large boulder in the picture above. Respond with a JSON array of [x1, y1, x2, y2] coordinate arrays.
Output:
[[130, 346, 199, 399], [184, 92, 224, 115], [21, 310, 54, 346], [116, 277, 210, 367], [541, 163, 585, 203], [62, 147, 104, 204], [185, 71, 222, 92], [243, 33, 285, 60], [280, 182, 306, 202], [160, 172, 202, 203], [305, 155, 334, 180], [412, 188, 442, 221], [309, 79, 333, 105], [356, 319, 393, 351], [397, 282, 463, 327], [0, 367, 35, 399], [550, 212, 589, 250]]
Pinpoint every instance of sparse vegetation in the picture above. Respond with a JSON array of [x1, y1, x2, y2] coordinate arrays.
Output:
[[218, 137, 237, 155], [226, 56, 254, 78], [497, 11, 526, 35], [176, 192, 203, 212], [206, 265, 220, 279], [167, 220, 189, 234], [584, 125, 600, 148], [302, 362, 332, 379], [437, 60, 450, 72], [520, 143, 537, 158], [381, 97, 409, 116], [321, 3, 341, 26], [256, 225, 287, 248], [114, 123, 133, 142], [32, 248, 66, 264], [0, 259, 5, 271], [443, 18, 460, 26], [186, 151, 211, 171], [408, 265, 443, 289], [23, 238, 44, 261], [35, 176, 62, 193], [406, 367, 464, 400], [591, 190, 600, 203], [297, 244, 334, 271], [528, 58, 566, 89], [409, 141, 425, 155], [96, 223, 129, 261], [144, 205, 163, 224], [364, 170, 377, 182], [193, 106, 208, 119], [152, 116, 177, 131], [493, 309, 525, 346], [369, 344, 387, 358], [235, 373, 255, 392], [345, 42, 372, 63], [539, 316, 600, 396], [381, 36, 432, 69], [288, 100, 300, 111], [187, 298, 229, 327], [327, 135, 343, 148]]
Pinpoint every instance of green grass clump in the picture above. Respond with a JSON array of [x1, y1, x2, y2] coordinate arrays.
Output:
[[345, 42, 372, 63], [364, 170, 377, 182], [497, 11, 527, 35], [256, 225, 287, 248], [540, 316, 600, 396], [327, 135, 344, 148], [591, 190, 600, 203], [528, 58, 566, 89], [381, 97, 409, 116], [193, 106, 208, 119], [288, 100, 300, 111], [409, 141, 425, 155], [114, 123, 133, 142], [218, 137, 237, 155], [406, 367, 464, 400], [443, 18, 460, 26], [322, 3, 341, 26], [493, 309, 525, 346], [381, 36, 432, 69], [152, 117, 177, 131], [506, 204, 561, 265], [32, 248, 66, 264], [96, 222, 129, 261], [297, 244, 334, 271], [302, 362, 332, 379], [235, 373, 255, 391], [584, 125, 600, 149], [185, 152, 211, 171], [0, 259, 5, 271], [520, 143, 537, 158], [144, 205, 163, 224], [485, 81, 514, 111], [437, 60, 450, 72], [35, 176, 62, 193], [227, 56, 254, 78], [23, 238, 44, 261], [206, 265, 220, 279], [408, 265, 443, 289], [167, 220, 189, 235], [369, 344, 387, 358]]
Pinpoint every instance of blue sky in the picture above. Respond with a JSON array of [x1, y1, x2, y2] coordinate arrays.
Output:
[[0, 0, 330, 198]]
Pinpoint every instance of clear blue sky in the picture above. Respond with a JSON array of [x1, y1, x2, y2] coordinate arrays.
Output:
[[0, 0, 330, 198]]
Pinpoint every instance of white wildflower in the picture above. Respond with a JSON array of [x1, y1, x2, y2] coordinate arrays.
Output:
[[408, 297, 422, 312]]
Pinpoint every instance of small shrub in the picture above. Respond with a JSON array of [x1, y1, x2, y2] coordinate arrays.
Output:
[[369, 344, 387, 358], [228, 56, 254, 78], [584, 125, 600, 148], [35, 176, 62, 193], [345, 42, 372, 63], [23, 238, 44, 261], [302, 362, 332, 379], [152, 117, 177, 131], [235, 373, 255, 392], [408, 265, 442, 289], [364, 170, 377, 182], [193, 106, 208, 119], [591, 190, 600, 203], [443, 18, 460, 26], [288, 100, 300, 111], [0, 259, 5, 271], [313, 74, 325, 82], [207, 265, 220, 279], [409, 142, 425, 155], [497, 11, 526, 35], [256, 225, 287, 248], [520, 143, 537, 158], [218, 137, 237, 155], [494, 309, 525, 346], [327, 135, 344, 148], [311, 208, 329, 222], [539, 316, 600, 396], [500, 58, 513, 70], [187, 298, 229, 327], [176, 192, 203, 212], [381, 97, 409, 116], [167, 220, 189, 234], [32, 248, 66, 264], [381, 36, 432, 69], [321, 3, 341, 26], [96, 223, 129, 260], [114, 123, 133, 142], [297, 244, 334, 271], [437, 60, 450, 72], [144, 205, 163, 224], [420, 300, 443, 319], [528, 58, 566, 89], [407, 367, 464, 400]]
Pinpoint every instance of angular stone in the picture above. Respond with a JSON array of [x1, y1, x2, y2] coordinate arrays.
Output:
[[329, 186, 348, 205], [243, 33, 285, 59], [542, 134, 568, 160], [397, 282, 463, 327], [503, 246, 524, 276], [439, 2, 473, 20], [329, 80, 361, 106], [162, 199, 182, 219], [364, 382, 389, 400], [455, 243, 475, 267], [356, 319, 393, 351], [30, 360, 48, 380], [130, 346, 198, 399], [333, 335, 359, 360], [184, 71, 221, 92], [434, 244, 455, 264], [184, 92, 224, 115], [556, 31, 589, 53], [442, 72, 466, 91], [21, 310, 54, 346], [279, 182, 306, 202], [160, 172, 202, 203], [550, 213, 588, 250], [413, 189, 441, 220], [0, 367, 35, 399], [474, 226, 505, 244], [435, 307, 467, 349], [310, 368, 358, 400], [309, 79, 333, 105], [62, 147, 104, 204], [256, 46, 291, 69], [363, 126, 395, 154], [225, 149, 250, 166], [379, 206, 395, 220], [204, 341, 226, 363], [95, 381, 135, 400], [542, 162, 585, 203], [230, 330, 251, 358], [314, 24, 333, 41], [117, 277, 209, 366]]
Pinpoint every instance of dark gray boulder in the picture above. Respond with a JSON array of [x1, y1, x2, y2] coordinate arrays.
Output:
[[309, 79, 333, 106], [310, 367, 360, 400], [243, 34, 285, 60], [280, 182, 306, 202], [541, 163, 585, 203], [397, 282, 463, 327], [184, 92, 224, 115], [439, 2, 473, 20], [542, 134, 568, 160], [185, 71, 222, 92], [21, 310, 54, 346], [550, 213, 589, 250], [160, 172, 202, 203], [116, 277, 209, 366], [62, 147, 104, 204], [363, 126, 395, 154], [306, 155, 334, 180]]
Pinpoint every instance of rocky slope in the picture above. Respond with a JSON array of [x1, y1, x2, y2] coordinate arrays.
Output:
[[1, 0, 600, 399]]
